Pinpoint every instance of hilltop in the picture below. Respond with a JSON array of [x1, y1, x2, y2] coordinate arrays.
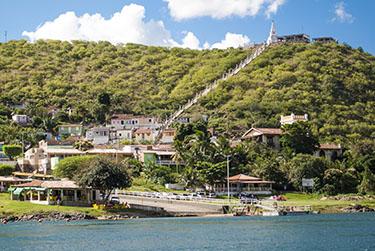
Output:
[[0, 40, 374, 144]]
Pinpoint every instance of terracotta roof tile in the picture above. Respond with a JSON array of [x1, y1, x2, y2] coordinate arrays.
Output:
[[134, 128, 152, 134], [319, 143, 342, 150]]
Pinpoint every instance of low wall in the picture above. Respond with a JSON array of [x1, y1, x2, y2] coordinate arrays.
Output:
[[129, 203, 167, 213]]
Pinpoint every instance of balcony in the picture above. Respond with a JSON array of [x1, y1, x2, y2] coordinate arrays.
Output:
[[155, 160, 178, 165]]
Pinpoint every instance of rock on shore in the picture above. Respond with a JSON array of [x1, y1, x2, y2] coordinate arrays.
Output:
[[341, 204, 375, 213], [0, 212, 96, 224]]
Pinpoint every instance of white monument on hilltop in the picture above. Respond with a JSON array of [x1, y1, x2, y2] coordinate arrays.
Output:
[[267, 21, 278, 45]]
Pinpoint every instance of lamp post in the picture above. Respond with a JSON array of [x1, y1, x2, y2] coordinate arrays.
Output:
[[226, 155, 230, 205]]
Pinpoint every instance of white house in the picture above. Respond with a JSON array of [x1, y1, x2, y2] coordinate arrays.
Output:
[[280, 113, 308, 125], [17, 147, 49, 174], [112, 129, 133, 142], [12, 115, 30, 125], [85, 127, 110, 145], [110, 114, 160, 130]]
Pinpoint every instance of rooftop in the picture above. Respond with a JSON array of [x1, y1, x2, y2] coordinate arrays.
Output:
[[319, 143, 342, 150], [0, 176, 31, 182], [227, 174, 274, 184], [134, 128, 152, 134], [58, 124, 82, 127], [242, 128, 282, 138], [14, 180, 81, 189]]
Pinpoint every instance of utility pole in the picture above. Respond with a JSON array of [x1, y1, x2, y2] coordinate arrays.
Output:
[[4, 31, 7, 43]]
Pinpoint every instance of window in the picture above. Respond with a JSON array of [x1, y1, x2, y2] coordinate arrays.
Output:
[[266, 136, 274, 147]]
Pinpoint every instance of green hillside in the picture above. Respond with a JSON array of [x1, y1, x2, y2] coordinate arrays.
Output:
[[0, 40, 247, 122], [0, 40, 374, 144], [191, 42, 375, 143]]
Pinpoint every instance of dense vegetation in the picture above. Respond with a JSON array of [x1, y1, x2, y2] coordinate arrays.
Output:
[[0, 40, 247, 123], [0, 40, 374, 146], [192, 42, 375, 145]]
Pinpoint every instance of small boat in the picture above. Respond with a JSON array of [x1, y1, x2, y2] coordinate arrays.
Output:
[[262, 211, 280, 216]]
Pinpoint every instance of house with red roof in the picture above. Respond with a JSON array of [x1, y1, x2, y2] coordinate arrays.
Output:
[[241, 128, 282, 149]]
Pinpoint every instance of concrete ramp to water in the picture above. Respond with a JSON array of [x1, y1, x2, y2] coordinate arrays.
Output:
[[120, 195, 223, 216]]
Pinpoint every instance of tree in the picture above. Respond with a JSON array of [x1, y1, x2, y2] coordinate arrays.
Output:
[[98, 92, 111, 106], [53, 155, 96, 179], [122, 158, 143, 178], [199, 161, 226, 187], [322, 168, 343, 195], [75, 157, 132, 202], [73, 140, 94, 151], [285, 154, 328, 191], [280, 122, 319, 155], [143, 163, 177, 185], [0, 164, 15, 176], [2, 145, 22, 160], [358, 167, 375, 194]]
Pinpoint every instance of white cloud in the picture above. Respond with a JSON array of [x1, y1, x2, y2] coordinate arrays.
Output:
[[265, 0, 285, 18], [23, 4, 177, 46], [210, 33, 250, 49], [180, 32, 201, 49], [164, 0, 285, 20], [22, 4, 251, 50], [333, 2, 354, 23]]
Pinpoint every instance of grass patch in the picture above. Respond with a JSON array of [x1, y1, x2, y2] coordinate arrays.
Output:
[[0, 193, 134, 217], [276, 192, 375, 213]]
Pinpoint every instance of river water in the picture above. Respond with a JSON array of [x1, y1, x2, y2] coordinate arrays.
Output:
[[0, 213, 374, 251]]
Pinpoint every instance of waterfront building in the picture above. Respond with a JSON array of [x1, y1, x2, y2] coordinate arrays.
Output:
[[10, 180, 100, 206], [213, 174, 274, 195], [0, 176, 30, 192]]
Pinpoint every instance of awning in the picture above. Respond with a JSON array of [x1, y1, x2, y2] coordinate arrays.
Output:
[[13, 188, 24, 195], [7, 187, 16, 192], [34, 187, 47, 192]]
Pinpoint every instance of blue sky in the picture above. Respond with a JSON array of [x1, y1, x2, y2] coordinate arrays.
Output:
[[0, 0, 374, 53]]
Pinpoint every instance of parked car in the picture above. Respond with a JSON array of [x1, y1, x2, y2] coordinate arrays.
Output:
[[207, 192, 216, 198], [239, 193, 258, 204], [109, 196, 120, 205]]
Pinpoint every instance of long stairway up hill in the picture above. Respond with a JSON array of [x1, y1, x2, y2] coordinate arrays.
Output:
[[155, 43, 268, 143]]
